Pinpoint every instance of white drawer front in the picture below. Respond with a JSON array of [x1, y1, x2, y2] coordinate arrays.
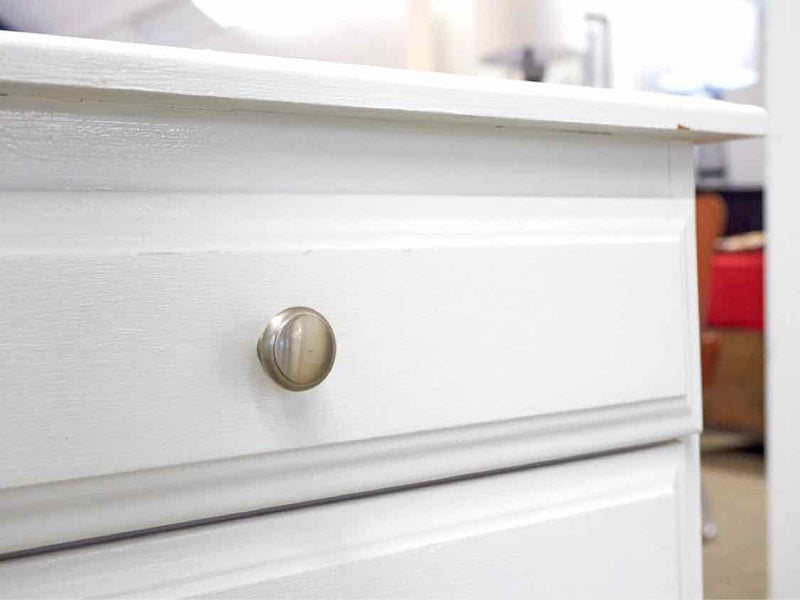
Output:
[[0, 192, 701, 554], [0, 441, 702, 598], [0, 195, 695, 488]]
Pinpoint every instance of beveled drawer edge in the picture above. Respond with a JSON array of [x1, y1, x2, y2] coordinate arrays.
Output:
[[0, 395, 698, 557]]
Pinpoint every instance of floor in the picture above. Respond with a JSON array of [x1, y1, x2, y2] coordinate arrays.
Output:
[[701, 432, 766, 599]]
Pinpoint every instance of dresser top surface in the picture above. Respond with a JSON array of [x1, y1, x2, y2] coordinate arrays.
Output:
[[0, 31, 765, 142]]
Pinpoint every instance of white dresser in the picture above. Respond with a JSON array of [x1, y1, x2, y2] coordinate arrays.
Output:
[[0, 32, 765, 598]]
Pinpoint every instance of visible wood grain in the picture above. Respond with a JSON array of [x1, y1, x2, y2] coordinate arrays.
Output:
[[0, 442, 701, 599], [0, 95, 674, 195], [0, 31, 765, 142]]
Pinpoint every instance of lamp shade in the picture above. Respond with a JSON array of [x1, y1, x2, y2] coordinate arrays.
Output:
[[476, 0, 586, 66]]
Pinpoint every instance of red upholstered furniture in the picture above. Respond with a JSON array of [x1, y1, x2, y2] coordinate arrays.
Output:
[[708, 250, 764, 330], [703, 244, 764, 437]]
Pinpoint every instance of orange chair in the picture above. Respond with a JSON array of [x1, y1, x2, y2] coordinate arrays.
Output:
[[696, 193, 727, 389]]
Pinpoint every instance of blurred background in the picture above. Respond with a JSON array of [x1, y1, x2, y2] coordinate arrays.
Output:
[[0, 1, 766, 596]]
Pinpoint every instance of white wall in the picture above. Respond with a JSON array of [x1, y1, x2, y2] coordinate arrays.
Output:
[[724, 83, 765, 189], [0, 0, 414, 69], [767, 0, 800, 596]]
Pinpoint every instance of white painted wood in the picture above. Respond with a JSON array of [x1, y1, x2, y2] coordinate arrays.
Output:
[[0, 94, 672, 195], [0, 441, 702, 599], [0, 34, 756, 584], [0, 396, 694, 557], [767, 1, 800, 597], [0, 192, 701, 554], [0, 194, 694, 490], [0, 31, 765, 142]]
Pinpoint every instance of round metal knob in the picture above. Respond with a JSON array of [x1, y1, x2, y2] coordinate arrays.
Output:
[[257, 307, 336, 391]]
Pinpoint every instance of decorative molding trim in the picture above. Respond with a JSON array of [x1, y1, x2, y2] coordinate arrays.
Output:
[[0, 396, 696, 556], [0, 441, 694, 597]]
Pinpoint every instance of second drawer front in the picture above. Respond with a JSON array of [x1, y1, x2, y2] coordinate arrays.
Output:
[[0, 442, 701, 598]]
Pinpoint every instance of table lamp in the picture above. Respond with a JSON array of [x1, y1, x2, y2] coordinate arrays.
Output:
[[475, 0, 587, 82]]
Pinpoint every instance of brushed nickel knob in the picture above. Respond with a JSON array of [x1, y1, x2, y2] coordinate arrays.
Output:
[[257, 307, 336, 391]]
